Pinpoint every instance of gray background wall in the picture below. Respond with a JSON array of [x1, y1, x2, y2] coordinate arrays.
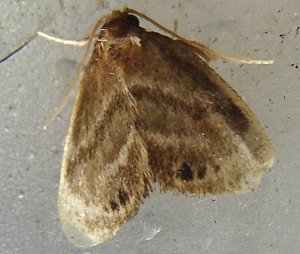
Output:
[[1, 0, 299, 253]]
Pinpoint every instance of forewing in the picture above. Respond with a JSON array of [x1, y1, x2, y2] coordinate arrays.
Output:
[[58, 49, 152, 247], [116, 30, 274, 195]]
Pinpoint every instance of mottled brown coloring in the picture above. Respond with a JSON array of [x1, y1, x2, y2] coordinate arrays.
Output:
[[57, 9, 274, 247]]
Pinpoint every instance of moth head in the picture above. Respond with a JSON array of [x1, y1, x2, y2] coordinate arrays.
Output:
[[99, 10, 141, 40]]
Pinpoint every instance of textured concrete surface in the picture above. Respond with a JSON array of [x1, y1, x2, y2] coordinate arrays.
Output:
[[1, 0, 299, 253]]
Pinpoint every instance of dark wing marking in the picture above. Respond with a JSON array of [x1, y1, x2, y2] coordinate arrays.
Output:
[[58, 47, 152, 247], [113, 29, 274, 195]]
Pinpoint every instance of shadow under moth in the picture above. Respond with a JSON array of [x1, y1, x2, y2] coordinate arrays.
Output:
[[42, 8, 275, 247]]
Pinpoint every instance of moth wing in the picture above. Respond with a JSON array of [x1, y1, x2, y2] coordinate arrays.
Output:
[[121, 31, 274, 195], [57, 53, 152, 246]]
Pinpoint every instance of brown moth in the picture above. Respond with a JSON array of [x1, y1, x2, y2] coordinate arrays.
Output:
[[56, 8, 274, 247]]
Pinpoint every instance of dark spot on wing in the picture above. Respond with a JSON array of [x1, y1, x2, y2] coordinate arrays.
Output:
[[197, 165, 207, 179], [118, 188, 129, 206], [177, 162, 193, 181], [110, 199, 118, 211]]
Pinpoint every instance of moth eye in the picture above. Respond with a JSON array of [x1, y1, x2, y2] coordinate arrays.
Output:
[[177, 162, 194, 181], [126, 14, 140, 26]]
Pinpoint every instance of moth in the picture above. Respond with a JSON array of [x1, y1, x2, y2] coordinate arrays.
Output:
[[54, 8, 275, 247]]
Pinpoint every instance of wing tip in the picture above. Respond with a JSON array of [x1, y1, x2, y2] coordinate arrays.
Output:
[[57, 192, 110, 247]]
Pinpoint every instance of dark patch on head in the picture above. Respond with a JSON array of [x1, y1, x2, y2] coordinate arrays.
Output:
[[177, 162, 193, 181], [110, 199, 118, 211], [101, 12, 141, 39], [118, 188, 129, 206], [215, 165, 220, 173], [126, 14, 140, 26], [197, 165, 207, 179]]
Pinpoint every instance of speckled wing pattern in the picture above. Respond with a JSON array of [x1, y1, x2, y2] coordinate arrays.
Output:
[[58, 39, 152, 246], [106, 20, 274, 195], [123, 32, 274, 195], [58, 10, 274, 247]]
